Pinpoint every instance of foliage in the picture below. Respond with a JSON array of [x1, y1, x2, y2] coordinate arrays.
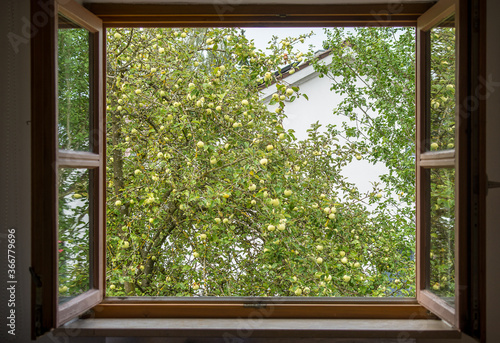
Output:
[[103, 27, 415, 297]]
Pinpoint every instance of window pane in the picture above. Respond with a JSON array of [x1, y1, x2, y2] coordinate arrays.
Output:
[[58, 168, 92, 304], [429, 168, 455, 306], [58, 14, 91, 152], [428, 15, 456, 152]]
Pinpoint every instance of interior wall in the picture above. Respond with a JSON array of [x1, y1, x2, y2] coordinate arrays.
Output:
[[0, 0, 497, 342]]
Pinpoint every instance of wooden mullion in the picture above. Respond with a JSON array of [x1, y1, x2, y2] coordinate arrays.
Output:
[[57, 150, 100, 168], [420, 150, 455, 160]]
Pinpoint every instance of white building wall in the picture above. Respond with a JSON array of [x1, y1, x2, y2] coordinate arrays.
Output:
[[261, 56, 389, 196]]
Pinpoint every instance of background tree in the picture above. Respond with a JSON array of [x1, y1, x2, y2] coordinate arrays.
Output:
[[103, 27, 417, 297]]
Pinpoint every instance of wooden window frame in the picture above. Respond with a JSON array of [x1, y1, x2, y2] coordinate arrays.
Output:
[[31, 0, 105, 338], [32, 0, 486, 340]]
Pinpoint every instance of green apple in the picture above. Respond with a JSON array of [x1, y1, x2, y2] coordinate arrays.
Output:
[[266, 144, 274, 151], [284, 189, 292, 196], [197, 141, 205, 148], [115, 200, 122, 206], [214, 218, 221, 224], [260, 158, 268, 166], [316, 245, 323, 251], [343, 275, 351, 282], [294, 288, 302, 296], [341, 257, 348, 264], [316, 257, 323, 264], [241, 99, 249, 106], [134, 169, 141, 175], [199, 233, 207, 240], [248, 184, 257, 191], [431, 142, 439, 150], [286, 88, 294, 96], [122, 241, 130, 249], [223, 218, 229, 224], [193, 252, 200, 258], [267, 224, 276, 231]]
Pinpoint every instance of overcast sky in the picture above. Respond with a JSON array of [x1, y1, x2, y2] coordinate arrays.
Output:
[[243, 27, 329, 55]]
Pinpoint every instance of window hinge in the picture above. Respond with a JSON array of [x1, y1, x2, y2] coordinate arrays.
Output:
[[243, 303, 267, 309], [486, 174, 500, 195], [29, 267, 43, 337]]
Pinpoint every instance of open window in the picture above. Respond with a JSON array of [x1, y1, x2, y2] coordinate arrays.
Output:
[[416, 0, 478, 331], [31, 0, 483, 339], [31, 0, 104, 337]]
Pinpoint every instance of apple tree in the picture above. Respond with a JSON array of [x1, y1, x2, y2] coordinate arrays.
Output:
[[104, 27, 417, 297]]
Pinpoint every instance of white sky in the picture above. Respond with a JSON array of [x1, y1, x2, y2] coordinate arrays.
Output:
[[243, 27, 329, 55]]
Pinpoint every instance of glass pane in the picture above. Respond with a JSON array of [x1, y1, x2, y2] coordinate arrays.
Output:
[[58, 168, 92, 304], [429, 168, 455, 306], [58, 14, 91, 152], [429, 15, 456, 152]]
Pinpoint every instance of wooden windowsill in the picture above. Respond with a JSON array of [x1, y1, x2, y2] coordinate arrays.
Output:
[[55, 318, 461, 339]]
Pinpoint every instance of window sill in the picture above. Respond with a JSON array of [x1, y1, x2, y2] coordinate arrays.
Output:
[[55, 318, 461, 339]]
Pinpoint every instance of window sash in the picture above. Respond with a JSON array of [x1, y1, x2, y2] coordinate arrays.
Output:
[[31, 0, 104, 337]]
